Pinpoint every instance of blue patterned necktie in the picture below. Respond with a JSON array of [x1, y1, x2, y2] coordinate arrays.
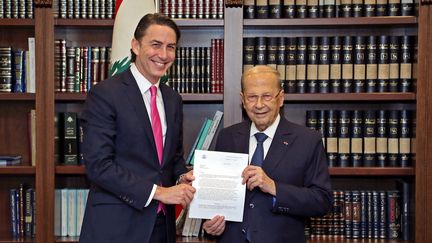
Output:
[[250, 133, 268, 167]]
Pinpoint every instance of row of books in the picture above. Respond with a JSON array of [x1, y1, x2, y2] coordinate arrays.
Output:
[[53, 0, 115, 19], [54, 188, 89, 237], [159, 0, 224, 19], [166, 39, 224, 94], [55, 40, 111, 93], [0, 0, 34, 19], [0, 39, 36, 93], [307, 183, 410, 240], [306, 109, 415, 167], [9, 184, 35, 238], [244, 0, 415, 19], [0, 155, 22, 165], [54, 112, 83, 165], [244, 35, 415, 93]]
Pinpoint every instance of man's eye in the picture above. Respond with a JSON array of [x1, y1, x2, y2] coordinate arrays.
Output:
[[263, 95, 272, 101]]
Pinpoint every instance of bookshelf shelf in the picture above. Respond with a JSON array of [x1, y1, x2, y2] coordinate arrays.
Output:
[[329, 167, 415, 176], [174, 19, 224, 27], [54, 19, 114, 27], [0, 237, 34, 242], [0, 19, 35, 26], [284, 93, 416, 102], [307, 239, 410, 242], [0, 166, 35, 174], [55, 165, 85, 174], [244, 16, 417, 27], [54, 93, 223, 102], [0, 93, 35, 101]]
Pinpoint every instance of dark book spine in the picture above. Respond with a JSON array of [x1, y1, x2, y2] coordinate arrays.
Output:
[[372, 191, 380, 238], [205, 46, 211, 93], [376, 0, 388, 16], [333, 190, 345, 237], [307, 36, 319, 93], [318, 110, 327, 146], [366, 36, 378, 92], [255, 37, 267, 65], [360, 191, 368, 238], [335, 0, 342, 17], [10, 189, 18, 237], [243, 37, 256, 72], [297, 0, 308, 18], [353, 36, 366, 93], [397, 180, 411, 240], [351, 190, 361, 239], [377, 110, 388, 167], [267, 37, 278, 70], [388, 110, 399, 167], [65, 47, 75, 93], [0, 46, 13, 92], [389, 36, 400, 92], [276, 37, 287, 93], [73, 47, 81, 93], [410, 110, 416, 165], [98, 47, 106, 81], [191, 47, 197, 93], [180, 47, 186, 93], [24, 188, 34, 237], [244, 0, 256, 19], [256, 0, 269, 18], [401, 0, 414, 16], [364, 110, 377, 166], [340, 0, 352, 17], [399, 110, 411, 167], [377, 35, 389, 92], [367, 191, 373, 238], [269, 0, 282, 18], [379, 191, 387, 239], [18, 184, 24, 237], [78, 114, 84, 165], [62, 112, 78, 165], [323, 0, 336, 17], [185, 47, 192, 93], [344, 190, 353, 238], [196, 47, 202, 93], [352, 0, 363, 17], [307, 0, 319, 18], [364, 0, 377, 16], [296, 37, 307, 93], [388, 0, 401, 16], [306, 110, 318, 130], [330, 36, 342, 93], [283, 0, 296, 18], [326, 110, 338, 167], [318, 36, 330, 93], [12, 49, 25, 93], [351, 110, 363, 167], [387, 190, 401, 239], [91, 46, 100, 88], [342, 36, 353, 93], [285, 37, 297, 93], [55, 113, 60, 164], [338, 110, 351, 167], [400, 36, 413, 92]]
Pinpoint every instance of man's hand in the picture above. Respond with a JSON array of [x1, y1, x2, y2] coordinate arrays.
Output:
[[178, 170, 195, 185], [154, 184, 196, 208], [242, 165, 276, 196], [203, 215, 225, 236]]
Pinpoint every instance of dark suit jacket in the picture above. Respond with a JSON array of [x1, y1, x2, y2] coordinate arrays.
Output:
[[79, 69, 188, 243], [214, 117, 332, 243]]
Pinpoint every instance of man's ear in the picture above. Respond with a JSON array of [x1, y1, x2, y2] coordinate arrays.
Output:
[[131, 38, 139, 56]]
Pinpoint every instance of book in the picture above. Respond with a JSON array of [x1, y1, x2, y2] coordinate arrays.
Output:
[[338, 110, 351, 167], [0, 46, 12, 92], [307, 36, 318, 93], [27, 37, 35, 93], [0, 155, 22, 164], [351, 110, 363, 167], [188, 119, 212, 165], [318, 36, 330, 93], [363, 110, 377, 166], [326, 109, 338, 167], [185, 118, 210, 165], [201, 110, 223, 150], [61, 112, 78, 165], [330, 36, 342, 93]]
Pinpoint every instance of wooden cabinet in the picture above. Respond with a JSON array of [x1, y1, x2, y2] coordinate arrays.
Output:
[[1, 1, 432, 243]]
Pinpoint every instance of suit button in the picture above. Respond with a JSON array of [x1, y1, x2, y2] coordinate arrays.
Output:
[[249, 203, 254, 208]]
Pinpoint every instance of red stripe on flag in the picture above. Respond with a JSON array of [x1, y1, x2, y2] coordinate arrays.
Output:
[[115, 0, 123, 16]]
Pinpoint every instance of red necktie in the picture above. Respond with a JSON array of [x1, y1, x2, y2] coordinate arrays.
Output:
[[150, 86, 165, 214], [150, 86, 163, 164]]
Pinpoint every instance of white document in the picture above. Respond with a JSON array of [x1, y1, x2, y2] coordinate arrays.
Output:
[[189, 150, 248, 222]]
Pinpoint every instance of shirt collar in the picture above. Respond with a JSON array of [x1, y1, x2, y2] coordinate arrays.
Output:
[[130, 63, 160, 94], [250, 114, 281, 140]]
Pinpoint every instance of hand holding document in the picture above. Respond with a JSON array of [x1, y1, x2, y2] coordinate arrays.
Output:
[[189, 150, 248, 222]]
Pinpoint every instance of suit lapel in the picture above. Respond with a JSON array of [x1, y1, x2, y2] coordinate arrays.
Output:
[[262, 118, 297, 176], [122, 69, 159, 166], [160, 84, 174, 167]]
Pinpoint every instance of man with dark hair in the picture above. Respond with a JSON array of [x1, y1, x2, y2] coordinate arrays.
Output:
[[202, 65, 332, 243], [79, 13, 195, 243]]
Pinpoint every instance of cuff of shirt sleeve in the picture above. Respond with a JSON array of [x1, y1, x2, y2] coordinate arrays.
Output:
[[145, 184, 158, 207]]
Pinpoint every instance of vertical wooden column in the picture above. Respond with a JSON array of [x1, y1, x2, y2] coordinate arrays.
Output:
[[416, 3, 432, 243], [34, 2, 55, 243], [223, 5, 244, 127]]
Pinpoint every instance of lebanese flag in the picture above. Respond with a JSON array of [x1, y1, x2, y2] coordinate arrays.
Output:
[[109, 0, 157, 76]]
